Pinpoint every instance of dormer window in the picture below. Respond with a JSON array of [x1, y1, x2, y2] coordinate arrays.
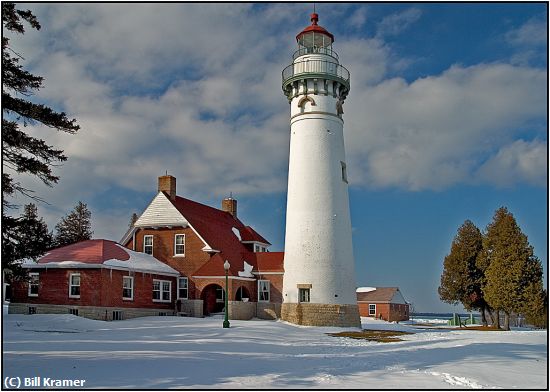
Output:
[[254, 244, 267, 252]]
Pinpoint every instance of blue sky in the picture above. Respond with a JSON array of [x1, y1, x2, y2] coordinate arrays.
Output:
[[6, 3, 547, 312]]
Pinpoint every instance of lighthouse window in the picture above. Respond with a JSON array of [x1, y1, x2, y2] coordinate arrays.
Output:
[[299, 288, 310, 303], [341, 161, 348, 183]]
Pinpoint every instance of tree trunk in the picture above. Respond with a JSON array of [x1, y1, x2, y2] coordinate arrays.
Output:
[[480, 305, 488, 327], [493, 309, 501, 329], [503, 312, 510, 331], [485, 308, 494, 325]]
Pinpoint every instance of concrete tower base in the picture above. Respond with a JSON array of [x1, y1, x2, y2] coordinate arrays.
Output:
[[281, 303, 361, 328]]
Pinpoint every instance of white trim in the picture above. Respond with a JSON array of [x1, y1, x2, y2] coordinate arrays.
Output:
[[258, 280, 270, 303], [122, 276, 134, 301], [69, 273, 81, 299], [252, 271, 284, 275], [241, 241, 271, 246], [357, 300, 393, 304], [192, 275, 256, 282], [21, 263, 180, 277], [177, 277, 188, 300], [152, 279, 172, 303], [143, 235, 153, 255], [368, 303, 377, 316], [174, 233, 185, 257], [28, 272, 39, 297]]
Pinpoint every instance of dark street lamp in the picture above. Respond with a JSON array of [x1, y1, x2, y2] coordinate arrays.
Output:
[[223, 260, 230, 328]]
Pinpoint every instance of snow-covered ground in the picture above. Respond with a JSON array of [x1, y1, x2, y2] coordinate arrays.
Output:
[[2, 311, 547, 389]]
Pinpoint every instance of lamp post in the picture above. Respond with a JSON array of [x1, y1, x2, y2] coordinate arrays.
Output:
[[223, 260, 230, 328]]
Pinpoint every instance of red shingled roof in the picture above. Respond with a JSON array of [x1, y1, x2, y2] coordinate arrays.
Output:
[[254, 252, 284, 273], [356, 287, 399, 303], [169, 196, 281, 277], [241, 226, 270, 245], [39, 239, 130, 264]]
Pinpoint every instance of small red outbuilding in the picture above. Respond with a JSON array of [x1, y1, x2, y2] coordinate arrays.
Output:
[[9, 239, 180, 320], [356, 287, 410, 322]]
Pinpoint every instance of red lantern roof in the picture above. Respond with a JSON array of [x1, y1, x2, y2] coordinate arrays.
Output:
[[296, 13, 334, 44]]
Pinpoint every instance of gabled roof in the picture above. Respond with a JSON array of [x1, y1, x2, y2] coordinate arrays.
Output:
[[26, 239, 179, 276], [169, 196, 279, 277], [356, 287, 403, 303]]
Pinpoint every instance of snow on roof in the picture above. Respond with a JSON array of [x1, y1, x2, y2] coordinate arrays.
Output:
[[23, 239, 179, 276], [356, 287, 376, 293], [106, 245, 179, 276]]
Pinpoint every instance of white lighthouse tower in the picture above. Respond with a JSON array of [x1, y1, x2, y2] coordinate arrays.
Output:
[[281, 13, 360, 327]]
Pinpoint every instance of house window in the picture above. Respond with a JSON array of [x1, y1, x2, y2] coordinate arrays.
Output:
[[216, 287, 225, 303], [143, 235, 153, 255], [369, 304, 376, 316], [28, 272, 39, 297], [112, 310, 123, 321], [341, 161, 348, 183], [254, 244, 267, 252], [69, 274, 80, 298], [153, 279, 171, 302], [28, 306, 37, 315], [177, 277, 188, 300], [299, 288, 310, 303], [123, 276, 134, 300], [174, 234, 185, 256], [258, 280, 270, 302], [69, 308, 79, 316]]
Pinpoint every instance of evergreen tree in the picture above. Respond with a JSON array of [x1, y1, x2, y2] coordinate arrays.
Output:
[[482, 207, 543, 331], [522, 287, 547, 329], [439, 220, 490, 325], [54, 201, 93, 247], [18, 203, 53, 258], [2, 3, 79, 277], [2, 204, 53, 280]]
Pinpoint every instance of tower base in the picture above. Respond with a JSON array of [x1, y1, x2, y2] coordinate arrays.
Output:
[[281, 303, 361, 328]]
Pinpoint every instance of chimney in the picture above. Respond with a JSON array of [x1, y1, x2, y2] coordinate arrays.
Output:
[[221, 197, 237, 218], [158, 175, 176, 200]]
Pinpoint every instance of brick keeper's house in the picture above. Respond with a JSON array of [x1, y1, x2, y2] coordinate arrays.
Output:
[[9, 175, 284, 321]]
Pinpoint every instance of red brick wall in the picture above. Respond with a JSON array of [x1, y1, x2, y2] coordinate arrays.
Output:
[[11, 268, 175, 310], [256, 273, 283, 304], [126, 227, 211, 300], [358, 302, 409, 321]]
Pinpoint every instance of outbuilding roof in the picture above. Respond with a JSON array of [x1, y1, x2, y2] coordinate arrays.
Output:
[[25, 239, 179, 276], [356, 287, 402, 303]]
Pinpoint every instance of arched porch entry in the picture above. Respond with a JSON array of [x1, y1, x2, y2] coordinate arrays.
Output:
[[201, 284, 225, 315], [235, 286, 250, 301]]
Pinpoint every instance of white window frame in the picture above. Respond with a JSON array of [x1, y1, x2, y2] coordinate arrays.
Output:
[[216, 286, 225, 303], [28, 272, 39, 297], [122, 276, 134, 300], [69, 273, 81, 299], [369, 304, 376, 316], [153, 279, 171, 303], [299, 288, 310, 303], [177, 277, 188, 300], [143, 235, 153, 255], [174, 234, 185, 256], [258, 280, 270, 302]]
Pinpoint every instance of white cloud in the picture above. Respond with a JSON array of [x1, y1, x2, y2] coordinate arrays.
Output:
[[5, 4, 547, 240], [376, 8, 422, 38], [505, 17, 547, 47], [344, 63, 547, 190], [476, 140, 547, 187]]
